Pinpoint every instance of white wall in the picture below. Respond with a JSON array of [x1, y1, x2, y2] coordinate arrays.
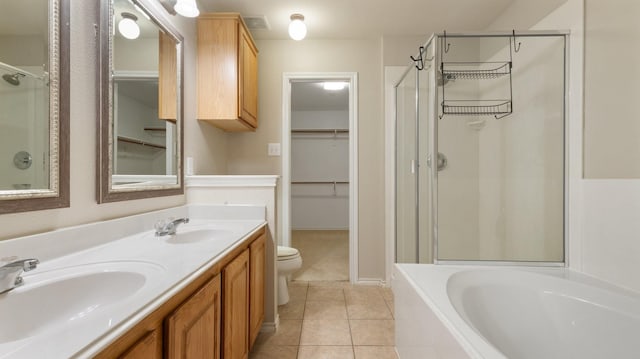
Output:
[[583, 0, 640, 178], [226, 38, 386, 280], [0, 0, 201, 241], [291, 110, 349, 230], [579, 0, 640, 293]]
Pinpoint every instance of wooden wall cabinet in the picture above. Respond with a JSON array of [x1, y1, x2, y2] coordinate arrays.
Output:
[[96, 226, 266, 359], [158, 31, 177, 122], [197, 13, 258, 132]]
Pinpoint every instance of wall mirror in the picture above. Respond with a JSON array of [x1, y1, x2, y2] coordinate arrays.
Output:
[[98, 0, 184, 202], [0, 0, 70, 214]]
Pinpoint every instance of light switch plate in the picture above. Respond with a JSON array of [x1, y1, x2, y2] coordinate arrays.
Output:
[[268, 143, 281, 156]]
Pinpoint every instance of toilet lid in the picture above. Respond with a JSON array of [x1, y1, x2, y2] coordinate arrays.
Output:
[[277, 246, 299, 258]]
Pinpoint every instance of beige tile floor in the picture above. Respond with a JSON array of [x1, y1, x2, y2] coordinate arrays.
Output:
[[291, 230, 349, 281], [249, 281, 398, 359]]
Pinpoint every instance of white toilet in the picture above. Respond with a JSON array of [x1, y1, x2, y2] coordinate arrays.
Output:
[[277, 246, 302, 305]]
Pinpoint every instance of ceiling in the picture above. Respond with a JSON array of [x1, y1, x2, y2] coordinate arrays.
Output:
[[198, 0, 565, 40]]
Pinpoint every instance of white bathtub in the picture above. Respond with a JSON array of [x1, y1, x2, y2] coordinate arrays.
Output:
[[393, 264, 640, 359]]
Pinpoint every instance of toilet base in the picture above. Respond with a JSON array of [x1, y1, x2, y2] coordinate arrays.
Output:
[[278, 275, 290, 305]]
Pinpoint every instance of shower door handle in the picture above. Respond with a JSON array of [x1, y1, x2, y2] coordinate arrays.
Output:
[[410, 160, 416, 174], [427, 152, 448, 171]]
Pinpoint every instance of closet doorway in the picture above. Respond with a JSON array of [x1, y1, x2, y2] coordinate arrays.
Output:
[[282, 73, 358, 282]]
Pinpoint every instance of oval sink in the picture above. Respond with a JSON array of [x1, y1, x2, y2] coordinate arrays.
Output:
[[0, 261, 163, 344], [165, 229, 234, 244]]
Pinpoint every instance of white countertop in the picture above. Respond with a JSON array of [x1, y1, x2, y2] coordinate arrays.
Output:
[[0, 205, 267, 359]]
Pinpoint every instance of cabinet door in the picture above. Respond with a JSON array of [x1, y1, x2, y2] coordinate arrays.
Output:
[[158, 31, 177, 122], [166, 275, 222, 359], [249, 233, 266, 349], [119, 327, 162, 359], [238, 25, 258, 128], [223, 249, 250, 359]]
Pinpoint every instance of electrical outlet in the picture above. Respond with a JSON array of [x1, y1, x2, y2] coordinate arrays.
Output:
[[268, 143, 281, 156]]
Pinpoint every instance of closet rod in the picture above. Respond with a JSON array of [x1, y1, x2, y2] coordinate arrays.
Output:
[[291, 181, 349, 184], [291, 129, 349, 134]]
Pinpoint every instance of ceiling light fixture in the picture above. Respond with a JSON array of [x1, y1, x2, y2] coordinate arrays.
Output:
[[174, 0, 200, 18], [118, 12, 140, 40], [323, 82, 346, 91], [288, 14, 307, 41]]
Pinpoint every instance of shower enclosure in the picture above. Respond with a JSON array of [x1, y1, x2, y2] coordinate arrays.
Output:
[[0, 62, 49, 191], [395, 31, 568, 264]]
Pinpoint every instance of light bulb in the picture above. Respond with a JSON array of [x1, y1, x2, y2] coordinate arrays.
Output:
[[288, 14, 306, 41], [323, 82, 346, 91], [118, 13, 140, 40], [174, 0, 200, 18]]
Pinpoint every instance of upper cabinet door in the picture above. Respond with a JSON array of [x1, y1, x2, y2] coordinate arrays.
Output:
[[197, 13, 258, 132], [159, 31, 178, 122], [239, 25, 258, 128]]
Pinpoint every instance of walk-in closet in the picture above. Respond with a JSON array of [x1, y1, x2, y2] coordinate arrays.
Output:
[[290, 81, 350, 281]]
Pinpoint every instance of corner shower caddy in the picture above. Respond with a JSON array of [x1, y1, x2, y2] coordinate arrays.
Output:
[[439, 33, 516, 119]]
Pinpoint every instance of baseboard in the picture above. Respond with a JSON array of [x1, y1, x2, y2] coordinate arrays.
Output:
[[260, 316, 279, 333], [354, 278, 386, 286]]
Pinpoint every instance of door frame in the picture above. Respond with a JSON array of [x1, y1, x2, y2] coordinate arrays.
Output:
[[281, 72, 359, 283]]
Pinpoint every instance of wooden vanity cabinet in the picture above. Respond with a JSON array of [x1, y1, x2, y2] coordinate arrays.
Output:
[[222, 250, 250, 359], [166, 275, 221, 358], [95, 226, 266, 359], [196, 13, 258, 131], [118, 326, 163, 359], [249, 233, 266, 349]]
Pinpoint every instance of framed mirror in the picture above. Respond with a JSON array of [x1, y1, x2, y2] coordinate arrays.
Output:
[[97, 0, 184, 203], [0, 0, 70, 214]]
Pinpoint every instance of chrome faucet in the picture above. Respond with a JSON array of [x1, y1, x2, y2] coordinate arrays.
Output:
[[155, 217, 190, 236], [0, 258, 39, 294]]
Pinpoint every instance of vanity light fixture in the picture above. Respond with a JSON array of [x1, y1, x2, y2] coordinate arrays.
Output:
[[118, 12, 140, 40], [288, 13, 307, 41], [174, 0, 200, 17], [158, 0, 200, 18], [323, 82, 346, 91]]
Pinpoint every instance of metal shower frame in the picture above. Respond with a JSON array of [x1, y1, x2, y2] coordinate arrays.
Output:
[[394, 30, 571, 266]]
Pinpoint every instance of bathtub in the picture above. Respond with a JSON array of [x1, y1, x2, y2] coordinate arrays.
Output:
[[393, 264, 640, 359]]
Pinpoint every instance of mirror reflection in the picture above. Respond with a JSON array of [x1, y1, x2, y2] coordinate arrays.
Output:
[[0, 0, 50, 192], [109, 0, 180, 190]]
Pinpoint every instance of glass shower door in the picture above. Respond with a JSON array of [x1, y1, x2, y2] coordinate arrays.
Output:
[[395, 67, 418, 263], [434, 34, 566, 263]]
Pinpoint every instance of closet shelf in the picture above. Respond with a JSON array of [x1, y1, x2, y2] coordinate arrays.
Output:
[[442, 62, 511, 80], [442, 100, 512, 116], [143, 127, 166, 132], [117, 136, 166, 149]]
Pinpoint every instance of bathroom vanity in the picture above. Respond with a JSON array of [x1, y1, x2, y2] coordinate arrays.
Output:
[[0, 205, 269, 358], [97, 226, 265, 359]]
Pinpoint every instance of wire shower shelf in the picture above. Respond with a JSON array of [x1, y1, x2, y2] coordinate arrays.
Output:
[[441, 62, 511, 80]]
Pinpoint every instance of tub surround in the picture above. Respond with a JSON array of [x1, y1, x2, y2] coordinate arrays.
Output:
[[0, 204, 267, 358], [393, 264, 640, 359]]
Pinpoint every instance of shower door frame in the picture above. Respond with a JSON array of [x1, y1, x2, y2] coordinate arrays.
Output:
[[394, 30, 571, 267]]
